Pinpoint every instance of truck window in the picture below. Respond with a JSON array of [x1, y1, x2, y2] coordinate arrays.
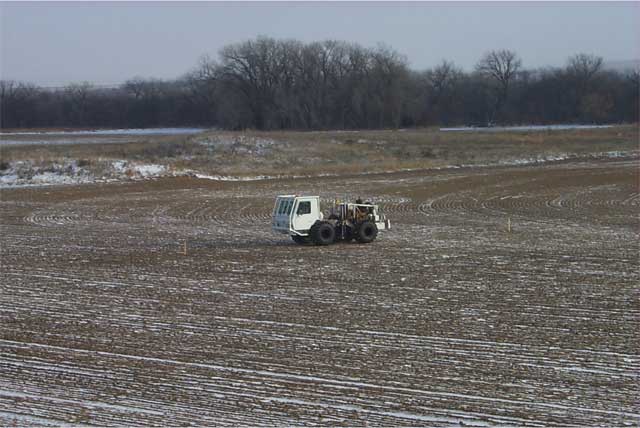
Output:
[[297, 201, 311, 215]]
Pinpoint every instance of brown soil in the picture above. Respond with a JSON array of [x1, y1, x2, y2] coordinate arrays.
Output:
[[0, 157, 638, 426]]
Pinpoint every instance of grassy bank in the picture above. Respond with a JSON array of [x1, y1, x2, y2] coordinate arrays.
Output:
[[1, 125, 638, 181]]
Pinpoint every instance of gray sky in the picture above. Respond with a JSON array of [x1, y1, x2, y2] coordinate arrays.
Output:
[[1, 1, 638, 87]]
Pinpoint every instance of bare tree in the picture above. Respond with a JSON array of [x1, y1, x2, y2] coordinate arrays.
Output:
[[423, 60, 463, 124], [0, 80, 40, 127], [565, 54, 604, 120], [427, 61, 460, 101], [628, 68, 640, 87], [627, 68, 640, 123], [567, 53, 603, 82], [0, 80, 20, 127], [219, 36, 284, 129], [368, 44, 410, 128], [476, 49, 522, 123], [182, 56, 220, 124], [2, 38, 637, 130], [273, 39, 304, 128], [476, 50, 522, 93], [64, 82, 94, 124]]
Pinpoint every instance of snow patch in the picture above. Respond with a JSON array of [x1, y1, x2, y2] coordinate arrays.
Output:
[[0, 159, 170, 188], [0, 127, 205, 136], [194, 173, 274, 182], [440, 124, 614, 132], [1, 150, 635, 188], [133, 163, 166, 177], [196, 135, 280, 156], [0, 160, 93, 188]]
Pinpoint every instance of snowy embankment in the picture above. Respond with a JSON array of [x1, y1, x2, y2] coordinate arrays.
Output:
[[0, 160, 169, 188], [0, 150, 636, 188], [0, 162, 272, 187]]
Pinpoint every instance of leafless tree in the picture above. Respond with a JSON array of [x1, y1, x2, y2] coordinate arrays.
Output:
[[423, 61, 463, 124], [368, 44, 409, 127], [2, 38, 637, 130], [627, 68, 640, 122], [567, 53, 603, 82], [0, 80, 20, 127], [428, 61, 460, 100], [0, 80, 18, 103], [219, 36, 284, 129], [476, 49, 522, 123], [565, 54, 604, 120], [476, 50, 522, 93], [64, 82, 96, 125], [628, 68, 640, 87], [426, 60, 462, 107], [0, 80, 39, 128], [182, 56, 220, 124]]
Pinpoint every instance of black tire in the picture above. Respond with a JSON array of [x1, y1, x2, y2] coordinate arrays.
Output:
[[355, 221, 378, 243], [311, 221, 335, 246], [291, 235, 309, 245]]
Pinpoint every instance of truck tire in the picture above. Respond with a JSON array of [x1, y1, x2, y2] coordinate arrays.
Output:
[[311, 221, 335, 246], [291, 235, 309, 245], [355, 221, 378, 243]]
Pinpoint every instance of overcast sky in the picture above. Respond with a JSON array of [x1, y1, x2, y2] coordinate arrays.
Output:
[[1, 1, 638, 87]]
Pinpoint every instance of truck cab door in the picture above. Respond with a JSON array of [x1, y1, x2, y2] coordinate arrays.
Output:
[[292, 198, 318, 232]]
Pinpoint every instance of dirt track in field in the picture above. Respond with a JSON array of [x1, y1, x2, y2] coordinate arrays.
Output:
[[1, 157, 638, 426]]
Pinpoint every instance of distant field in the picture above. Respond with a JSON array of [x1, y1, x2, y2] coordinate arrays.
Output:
[[0, 125, 637, 187]]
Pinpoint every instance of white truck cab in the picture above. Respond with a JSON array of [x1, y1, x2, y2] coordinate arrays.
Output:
[[272, 195, 390, 245], [272, 195, 323, 236]]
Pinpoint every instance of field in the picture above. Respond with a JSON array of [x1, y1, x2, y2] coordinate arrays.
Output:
[[1, 126, 638, 184], [0, 127, 639, 426]]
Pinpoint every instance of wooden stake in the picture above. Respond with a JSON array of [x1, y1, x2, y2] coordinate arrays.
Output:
[[183, 240, 188, 256], [507, 217, 512, 233]]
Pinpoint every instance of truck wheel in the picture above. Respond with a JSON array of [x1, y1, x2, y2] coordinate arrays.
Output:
[[355, 221, 378, 243], [311, 221, 335, 246], [291, 235, 309, 245]]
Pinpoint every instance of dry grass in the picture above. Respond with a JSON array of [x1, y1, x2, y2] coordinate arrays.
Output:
[[1, 125, 637, 178]]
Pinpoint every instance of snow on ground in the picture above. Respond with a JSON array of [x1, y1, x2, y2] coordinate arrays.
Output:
[[0, 160, 94, 187], [0, 160, 167, 188], [440, 124, 614, 132], [193, 173, 275, 182], [490, 150, 633, 166], [196, 135, 280, 157], [0, 128, 205, 136], [132, 163, 166, 177], [0, 150, 636, 188], [0, 138, 131, 147], [0, 158, 637, 426], [0, 128, 207, 147]]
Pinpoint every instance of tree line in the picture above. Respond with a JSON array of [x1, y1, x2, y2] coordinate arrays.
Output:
[[1, 37, 638, 130]]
